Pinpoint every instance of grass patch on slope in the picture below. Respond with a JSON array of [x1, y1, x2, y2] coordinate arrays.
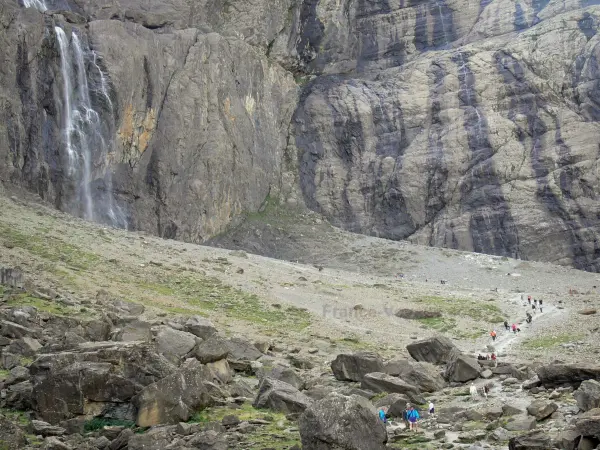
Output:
[[189, 403, 300, 449], [522, 333, 583, 349], [136, 273, 311, 331], [416, 296, 505, 323], [0, 224, 101, 271], [4, 293, 85, 317]]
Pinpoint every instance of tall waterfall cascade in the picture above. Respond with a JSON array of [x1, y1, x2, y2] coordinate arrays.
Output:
[[53, 27, 126, 228], [22, 0, 47, 11], [20, 0, 127, 228]]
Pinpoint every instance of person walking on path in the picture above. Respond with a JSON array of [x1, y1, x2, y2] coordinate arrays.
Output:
[[378, 407, 387, 424], [402, 404, 411, 429], [490, 330, 497, 341], [504, 320, 509, 331], [512, 323, 517, 334], [407, 406, 420, 432], [532, 303, 537, 314], [429, 401, 435, 417], [491, 353, 497, 367], [528, 295, 531, 305], [539, 299, 543, 313]]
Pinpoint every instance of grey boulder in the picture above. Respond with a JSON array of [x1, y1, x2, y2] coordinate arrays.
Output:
[[361, 372, 424, 404], [536, 364, 600, 389], [299, 393, 387, 450], [134, 359, 223, 427], [444, 355, 480, 382], [330, 352, 384, 382], [406, 336, 459, 365], [252, 377, 312, 414], [574, 379, 600, 412], [508, 431, 552, 449], [526, 400, 557, 420]]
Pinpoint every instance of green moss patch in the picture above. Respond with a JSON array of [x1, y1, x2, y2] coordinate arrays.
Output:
[[189, 403, 301, 449]]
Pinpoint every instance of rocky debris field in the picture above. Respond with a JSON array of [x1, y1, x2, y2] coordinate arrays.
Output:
[[0, 192, 599, 449]]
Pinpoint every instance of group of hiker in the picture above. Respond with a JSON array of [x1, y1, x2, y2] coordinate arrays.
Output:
[[378, 402, 433, 431], [526, 295, 543, 313], [477, 352, 496, 362], [488, 294, 547, 344]]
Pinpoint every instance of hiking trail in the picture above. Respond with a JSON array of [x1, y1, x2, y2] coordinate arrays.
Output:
[[490, 294, 565, 355]]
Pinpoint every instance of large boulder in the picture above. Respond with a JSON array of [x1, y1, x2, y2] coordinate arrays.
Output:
[[253, 377, 312, 414], [575, 408, 600, 439], [361, 373, 424, 403], [195, 335, 230, 364], [444, 355, 480, 382], [526, 400, 558, 420], [508, 431, 552, 449], [134, 359, 225, 427], [574, 380, 600, 412], [30, 342, 176, 424], [258, 364, 304, 390], [5, 380, 32, 410], [224, 337, 263, 362], [183, 317, 217, 339], [299, 393, 387, 450], [393, 361, 445, 392], [536, 364, 600, 389], [406, 336, 459, 365], [331, 352, 384, 382], [154, 326, 197, 362], [0, 414, 27, 449], [504, 415, 537, 432]]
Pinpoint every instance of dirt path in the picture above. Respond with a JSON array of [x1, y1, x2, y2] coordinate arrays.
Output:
[[490, 295, 565, 355]]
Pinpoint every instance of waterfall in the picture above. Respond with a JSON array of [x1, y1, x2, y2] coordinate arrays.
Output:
[[22, 0, 47, 11], [54, 27, 127, 228]]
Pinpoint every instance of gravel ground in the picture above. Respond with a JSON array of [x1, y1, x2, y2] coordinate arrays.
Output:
[[0, 191, 598, 364]]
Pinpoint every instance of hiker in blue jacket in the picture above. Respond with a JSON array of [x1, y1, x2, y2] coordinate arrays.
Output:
[[378, 408, 387, 424], [407, 405, 420, 432]]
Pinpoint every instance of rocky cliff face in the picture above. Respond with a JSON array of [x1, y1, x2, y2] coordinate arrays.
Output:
[[289, 0, 600, 271], [2, 0, 600, 271]]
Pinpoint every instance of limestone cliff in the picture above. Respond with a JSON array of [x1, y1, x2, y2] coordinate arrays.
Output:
[[1, 0, 600, 271]]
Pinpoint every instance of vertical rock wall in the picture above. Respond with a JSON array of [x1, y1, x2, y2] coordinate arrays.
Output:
[[2, 0, 600, 270]]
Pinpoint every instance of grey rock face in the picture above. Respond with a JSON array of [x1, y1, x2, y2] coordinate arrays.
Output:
[[330, 351, 384, 382], [290, 4, 600, 272], [0, 4, 296, 242], [574, 379, 600, 412], [30, 342, 175, 423], [133, 359, 223, 427], [4, 0, 600, 272], [298, 393, 387, 450]]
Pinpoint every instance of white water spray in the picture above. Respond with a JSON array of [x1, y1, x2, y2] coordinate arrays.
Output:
[[22, 0, 47, 11], [436, 1, 450, 47], [54, 27, 127, 227]]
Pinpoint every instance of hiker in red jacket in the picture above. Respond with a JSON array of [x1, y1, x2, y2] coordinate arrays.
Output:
[[512, 323, 517, 334]]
